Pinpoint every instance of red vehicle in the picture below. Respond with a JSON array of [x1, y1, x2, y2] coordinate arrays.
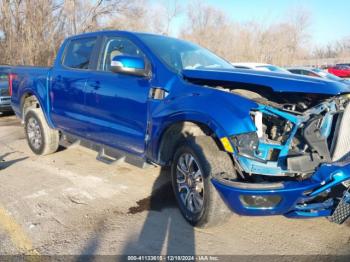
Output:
[[328, 64, 350, 78]]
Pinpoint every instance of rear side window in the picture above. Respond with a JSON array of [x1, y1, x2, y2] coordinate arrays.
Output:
[[63, 38, 97, 69]]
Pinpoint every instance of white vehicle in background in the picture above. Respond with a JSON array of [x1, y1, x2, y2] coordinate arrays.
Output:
[[231, 62, 290, 74], [286, 67, 350, 86]]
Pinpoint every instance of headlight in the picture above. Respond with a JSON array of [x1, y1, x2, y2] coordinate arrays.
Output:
[[250, 109, 292, 144], [231, 132, 259, 158]]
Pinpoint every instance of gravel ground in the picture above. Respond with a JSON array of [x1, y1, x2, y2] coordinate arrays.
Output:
[[0, 113, 349, 259]]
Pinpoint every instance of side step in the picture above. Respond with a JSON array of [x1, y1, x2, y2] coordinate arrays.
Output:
[[60, 132, 153, 169], [96, 148, 126, 165], [95, 147, 152, 168]]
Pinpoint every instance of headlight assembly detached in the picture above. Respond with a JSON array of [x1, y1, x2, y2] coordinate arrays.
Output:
[[231, 132, 259, 158]]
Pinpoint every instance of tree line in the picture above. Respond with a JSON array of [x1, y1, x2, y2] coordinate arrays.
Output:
[[0, 0, 349, 67]]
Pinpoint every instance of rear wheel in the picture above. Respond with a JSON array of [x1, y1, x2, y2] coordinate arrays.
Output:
[[171, 136, 236, 228], [24, 109, 59, 155]]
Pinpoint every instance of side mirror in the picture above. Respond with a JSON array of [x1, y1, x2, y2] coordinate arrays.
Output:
[[110, 55, 149, 77]]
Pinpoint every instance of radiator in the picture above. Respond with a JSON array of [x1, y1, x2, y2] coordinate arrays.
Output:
[[332, 102, 350, 162]]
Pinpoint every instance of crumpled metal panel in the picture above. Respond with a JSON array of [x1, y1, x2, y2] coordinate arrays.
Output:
[[332, 103, 350, 161]]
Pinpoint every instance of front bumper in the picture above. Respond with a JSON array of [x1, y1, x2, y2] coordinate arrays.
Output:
[[212, 158, 350, 218]]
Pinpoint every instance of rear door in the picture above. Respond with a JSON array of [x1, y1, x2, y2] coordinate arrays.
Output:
[[84, 36, 152, 155], [50, 37, 99, 136]]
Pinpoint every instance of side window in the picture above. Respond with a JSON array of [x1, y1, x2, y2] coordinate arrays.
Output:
[[99, 37, 145, 72], [63, 38, 97, 69]]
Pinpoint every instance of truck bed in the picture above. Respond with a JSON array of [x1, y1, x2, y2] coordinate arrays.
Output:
[[10, 66, 52, 119]]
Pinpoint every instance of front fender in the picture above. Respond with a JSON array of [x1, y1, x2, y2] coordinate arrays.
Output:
[[148, 87, 258, 162]]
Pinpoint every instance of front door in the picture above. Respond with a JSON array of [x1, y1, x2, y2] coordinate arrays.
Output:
[[85, 36, 151, 155]]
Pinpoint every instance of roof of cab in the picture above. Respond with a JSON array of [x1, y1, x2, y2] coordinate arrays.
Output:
[[66, 30, 166, 40]]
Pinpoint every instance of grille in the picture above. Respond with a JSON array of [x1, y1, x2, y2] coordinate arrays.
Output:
[[0, 88, 9, 96], [328, 198, 350, 224], [332, 103, 350, 162]]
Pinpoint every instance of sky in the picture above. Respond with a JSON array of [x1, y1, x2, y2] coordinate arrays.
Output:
[[166, 0, 350, 47]]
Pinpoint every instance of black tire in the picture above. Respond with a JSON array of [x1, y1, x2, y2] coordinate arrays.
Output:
[[24, 109, 59, 155], [171, 136, 236, 228]]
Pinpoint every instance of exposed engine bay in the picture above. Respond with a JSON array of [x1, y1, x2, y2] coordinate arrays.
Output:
[[183, 70, 350, 223], [195, 80, 350, 180]]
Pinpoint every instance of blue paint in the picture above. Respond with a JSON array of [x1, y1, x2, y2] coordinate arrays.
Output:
[[212, 161, 350, 217], [111, 55, 145, 70], [9, 30, 350, 221]]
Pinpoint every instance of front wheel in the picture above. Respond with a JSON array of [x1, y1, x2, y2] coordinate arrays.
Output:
[[171, 136, 236, 228], [24, 109, 59, 155]]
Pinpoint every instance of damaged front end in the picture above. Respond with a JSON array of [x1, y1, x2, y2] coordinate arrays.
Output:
[[212, 93, 350, 223]]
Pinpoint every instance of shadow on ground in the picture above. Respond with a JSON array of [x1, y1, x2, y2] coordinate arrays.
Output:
[[77, 221, 106, 261], [0, 152, 28, 171], [121, 167, 195, 255], [77, 167, 195, 256], [0, 111, 15, 117]]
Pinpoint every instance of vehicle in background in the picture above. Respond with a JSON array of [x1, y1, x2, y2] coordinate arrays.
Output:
[[287, 67, 350, 86], [9, 31, 350, 227], [0, 66, 13, 114], [328, 64, 350, 78], [336, 63, 350, 67], [231, 62, 291, 74]]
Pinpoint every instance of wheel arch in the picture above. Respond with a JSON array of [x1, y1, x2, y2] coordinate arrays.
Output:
[[155, 120, 226, 166], [20, 92, 55, 128]]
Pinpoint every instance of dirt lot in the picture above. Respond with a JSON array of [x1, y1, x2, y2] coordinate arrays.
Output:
[[0, 113, 349, 258]]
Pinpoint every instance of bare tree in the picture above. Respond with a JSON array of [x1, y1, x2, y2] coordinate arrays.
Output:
[[180, 1, 313, 66], [0, 0, 135, 66], [161, 0, 182, 35], [0, 0, 345, 67], [0, 0, 65, 66], [180, 0, 236, 60]]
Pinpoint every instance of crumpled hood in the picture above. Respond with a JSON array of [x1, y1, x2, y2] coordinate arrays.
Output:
[[182, 68, 350, 95]]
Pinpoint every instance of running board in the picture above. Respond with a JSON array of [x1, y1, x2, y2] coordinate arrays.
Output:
[[95, 147, 151, 168], [60, 132, 153, 169], [96, 148, 126, 165]]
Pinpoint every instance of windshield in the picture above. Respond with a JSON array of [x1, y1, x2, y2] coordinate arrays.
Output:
[[138, 34, 234, 73]]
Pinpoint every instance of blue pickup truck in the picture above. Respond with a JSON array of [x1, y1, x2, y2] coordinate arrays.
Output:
[[10, 31, 350, 227]]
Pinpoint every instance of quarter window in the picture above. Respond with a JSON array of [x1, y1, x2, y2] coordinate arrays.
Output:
[[63, 38, 97, 69]]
